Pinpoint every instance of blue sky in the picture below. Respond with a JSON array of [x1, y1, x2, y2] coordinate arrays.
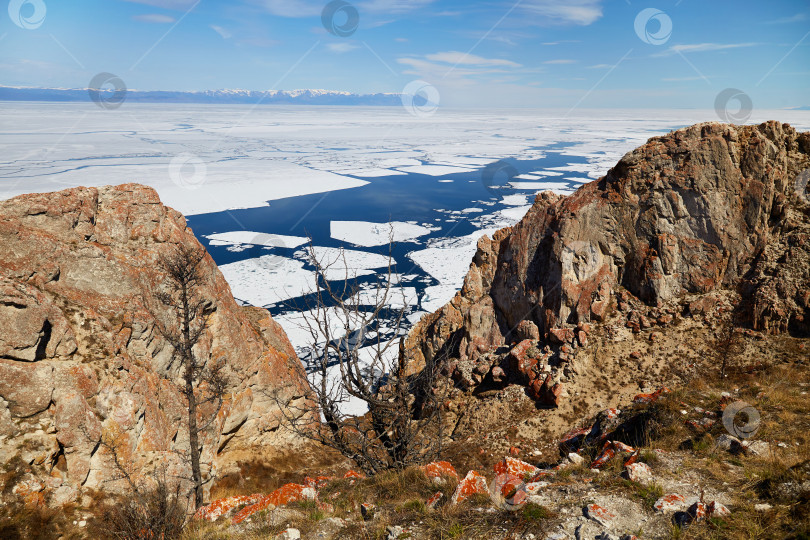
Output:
[[1, 0, 808, 108]]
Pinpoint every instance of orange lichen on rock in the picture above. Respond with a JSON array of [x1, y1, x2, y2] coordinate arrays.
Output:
[[591, 440, 635, 469], [194, 493, 265, 522], [632, 387, 671, 404], [492, 456, 539, 478], [304, 476, 333, 489], [231, 483, 316, 524], [426, 491, 443, 509], [450, 471, 489, 505], [584, 503, 614, 526], [12, 479, 46, 507], [422, 461, 459, 482]]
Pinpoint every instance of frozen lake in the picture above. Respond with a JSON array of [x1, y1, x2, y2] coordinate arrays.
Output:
[[3, 103, 809, 359]]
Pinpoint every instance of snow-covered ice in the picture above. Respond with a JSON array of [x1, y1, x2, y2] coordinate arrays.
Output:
[[396, 164, 477, 176], [407, 229, 501, 312], [330, 221, 435, 247], [205, 231, 308, 249]]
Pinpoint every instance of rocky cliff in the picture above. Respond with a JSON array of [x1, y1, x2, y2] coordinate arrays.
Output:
[[403, 121, 810, 380], [0, 184, 310, 506]]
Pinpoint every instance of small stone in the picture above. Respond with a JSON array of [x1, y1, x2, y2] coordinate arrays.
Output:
[[715, 434, 743, 454], [754, 503, 772, 512], [278, 529, 301, 540], [360, 503, 376, 520], [515, 320, 540, 342], [708, 501, 730, 517], [566, 452, 585, 466], [548, 327, 575, 344], [654, 493, 686, 513], [426, 491, 443, 509], [387, 525, 406, 539], [623, 462, 653, 484], [743, 440, 770, 456]]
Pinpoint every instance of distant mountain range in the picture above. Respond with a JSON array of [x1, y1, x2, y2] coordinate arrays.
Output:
[[0, 86, 402, 106]]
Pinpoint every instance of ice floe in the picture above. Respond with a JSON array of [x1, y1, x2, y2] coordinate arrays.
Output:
[[204, 231, 308, 249], [330, 221, 436, 247]]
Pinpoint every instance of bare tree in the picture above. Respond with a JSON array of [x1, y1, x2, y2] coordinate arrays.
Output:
[[715, 309, 744, 379], [156, 244, 227, 510], [272, 237, 444, 475]]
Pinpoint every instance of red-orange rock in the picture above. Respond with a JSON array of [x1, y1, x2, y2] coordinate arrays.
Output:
[[343, 470, 365, 480], [548, 328, 574, 345], [507, 339, 537, 383], [493, 456, 538, 479], [559, 425, 591, 451], [632, 387, 671, 404], [304, 476, 334, 489], [194, 493, 265, 522], [528, 374, 563, 407], [231, 483, 316, 524], [591, 440, 635, 469], [426, 491, 443, 509], [422, 461, 459, 483], [450, 471, 489, 505]]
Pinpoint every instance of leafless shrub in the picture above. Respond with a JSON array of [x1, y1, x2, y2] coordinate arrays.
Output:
[[94, 473, 187, 540], [271, 235, 445, 474]]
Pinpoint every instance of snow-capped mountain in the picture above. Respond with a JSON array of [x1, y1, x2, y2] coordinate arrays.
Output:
[[0, 85, 402, 105]]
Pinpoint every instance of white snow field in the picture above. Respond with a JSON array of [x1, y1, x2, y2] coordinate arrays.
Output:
[[4, 103, 808, 217]]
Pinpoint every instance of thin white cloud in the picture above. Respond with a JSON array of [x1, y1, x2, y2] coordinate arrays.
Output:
[[661, 76, 705, 82], [521, 0, 603, 25], [397, 57, 509, 80], [327, 42, 359, 53], [366, 19, 394, 28], [125, 0, 198, 9], [766, 13, 808, 24], [587, 63, 613, 69], [210, 25, 232, 39], [359, 0, 434, 13], [425, 51, 521, 67], [256, 0, 319, 17], [256, 0, 434, 17], [543, 59, 576, 64], [654, 42, 759, 57], [132, 13, 176, 23]]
